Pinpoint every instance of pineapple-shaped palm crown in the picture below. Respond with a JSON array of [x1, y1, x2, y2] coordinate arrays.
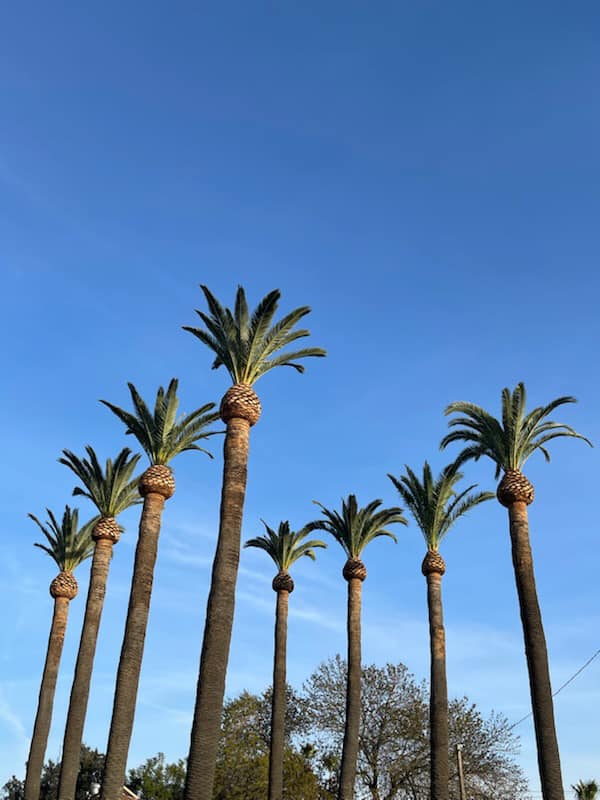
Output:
[[304, 495, 406, 581], [245, 520, 327, 592], [389, 462, 493, 575]]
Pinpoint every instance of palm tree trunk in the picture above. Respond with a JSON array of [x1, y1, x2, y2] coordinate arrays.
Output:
[[185, 417, 251, 800], [426, 572, 448, 800], [25, 596, 71, 800], [508, 500, 564, 800], [339, 577, 362, 800], [269, 588, 289, 800], [100, 493, 167, 800], [58, 539, 113, 800]]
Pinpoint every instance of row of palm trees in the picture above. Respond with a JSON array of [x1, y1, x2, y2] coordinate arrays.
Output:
[[24, 285, 590, 800]]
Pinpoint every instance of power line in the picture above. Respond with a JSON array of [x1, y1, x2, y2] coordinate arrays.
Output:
[[509, 647, 600, 731]]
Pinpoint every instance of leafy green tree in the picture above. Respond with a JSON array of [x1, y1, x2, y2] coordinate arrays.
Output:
[[11, 745, 104, 800], [99, 379, 219, 800], [183, 285, 325, 800], [245, 521, 326, 800], [572, 781, 599, 800], [57, 446, 140, 800], [25, 508, 95, 800], [305, 497, 406, 800], [127, 754, 186, 800], [388, 462, 493, 800], [441, 383, 591, 800]]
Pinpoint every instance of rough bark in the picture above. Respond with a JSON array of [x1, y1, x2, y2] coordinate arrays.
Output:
[[507, 500, 564, 800], [184, 416, 251, 800], [100, 492, 167, 800], [58, 539, 113, 800], [339, 577, 362, 800], [269, 588, 289, 800], [24, 596, 71, 800], [426, 572, 449, 800]]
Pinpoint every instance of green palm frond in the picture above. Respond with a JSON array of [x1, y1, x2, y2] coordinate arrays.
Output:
[[388, 462, 493, 550], [304, 494, 406, 559], [59, 446, 141, 517], [572, 780, 599, 800], [183, 285, 326, 385], [441, 382, 592, 478], [101, 379, 220, 465], [30, 506, 96, 572], [244, 520, 327, 571]]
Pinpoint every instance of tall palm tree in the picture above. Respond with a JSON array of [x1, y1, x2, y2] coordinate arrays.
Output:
[[182, 285, 325, 800], [24, 506, 95, 800], [388, 463, 493, 800], [245, 521, 326, 800], [57, 447, 141, 800], [304, 495, 406, 800], [572, 780, 599, 800], [441, 382, 591, 800], [98, 379, 219, 800]]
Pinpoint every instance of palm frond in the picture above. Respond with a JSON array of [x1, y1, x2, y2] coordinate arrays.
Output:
[[184, 286, 326, 386], [101, 379, 219, 465], [244, 520, 326, 571], [30, 506, 96, 572], [59, 446, 141, 517]]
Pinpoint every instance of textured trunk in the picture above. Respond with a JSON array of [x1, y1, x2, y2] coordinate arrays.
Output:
[[101, 492, 167, 800], [185, 417, 251, 800], [426, 572, 449, 800], [269, 589, 289, 800], [507, 501, 564, 800], [25, 596, 71, 800], [339, 577, 362, 800], [58, 539, 113, 800]]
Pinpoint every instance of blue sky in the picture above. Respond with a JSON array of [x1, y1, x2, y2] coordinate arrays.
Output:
[[1, 2, 599, 795]]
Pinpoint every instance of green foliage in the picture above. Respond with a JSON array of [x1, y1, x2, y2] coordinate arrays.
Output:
[[183, 285, 326, 386], [305, 494, 406, 559], [244, 520, 327, 572], [441, 382, 591, 478], [29, 506, 95, 572], [127, 753, 186, 800], [1, 745, 104, 800], [572, 780, 599, 800], [59, 446, 141, 518], [388, 461, 493, 551], [101, 378, 219, 466]]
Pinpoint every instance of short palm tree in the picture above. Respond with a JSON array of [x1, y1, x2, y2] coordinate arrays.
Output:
[[388, 462, 493, 800], [57, 446, 140, 800], [245, 521, 326, 800], [441, 383, 591, 800], [573, 780, 599, 800], [24, 506, 94, 800], [304, 495, 406, 800], [183, 285, 325, 800], [98, 379, 219, 800]]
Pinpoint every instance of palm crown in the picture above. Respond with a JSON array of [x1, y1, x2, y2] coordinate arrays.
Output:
[[305, 495, 406, 559], [572, 780, 599, 800], [30, 506, 95, 572], [388, 462, 493, 551], [101, 379, 219, 465], [245, 520, 327, 572], [183, 285, 326, 385], [441, 382, 592, 479], [59, 446, 141, 517]]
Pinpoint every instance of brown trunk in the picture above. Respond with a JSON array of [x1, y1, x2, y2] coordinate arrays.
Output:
[[100, 492, 168, 800], [269, 589, 289, 800], [58, 539, 113, 800], [339, 577, 362, 800], [24, 596, 71, 800], [184, 416, 251, 800], [426, 572, 449, 800], [507, 501, 564, 800]]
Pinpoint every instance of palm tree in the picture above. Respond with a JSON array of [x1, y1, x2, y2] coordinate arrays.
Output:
[[24, 506, 95, 800], [244, 521, 326, 800], [572, 780, 599, 800], [57, 447, 140, 800], [441, 382, 591, 800], [388, 462, 493, 800], [304, 495, 406, 800], [182, 285, 325, 800], [98, 379, 219, 800]]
